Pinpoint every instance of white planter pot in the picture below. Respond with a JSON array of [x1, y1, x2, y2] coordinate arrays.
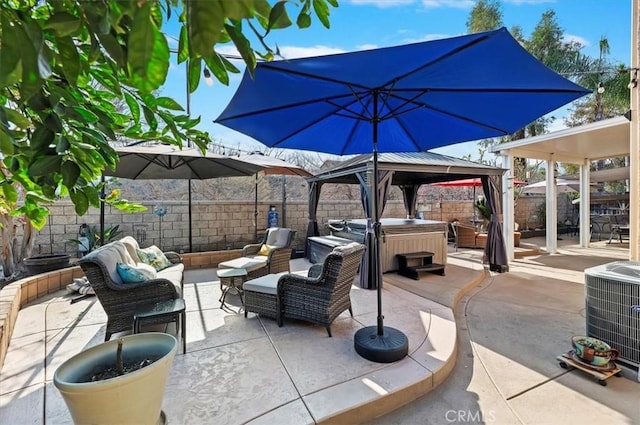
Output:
[[54, 333, 177, 425]]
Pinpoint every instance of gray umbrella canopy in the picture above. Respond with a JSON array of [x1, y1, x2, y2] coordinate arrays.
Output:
[[238, 154, 313, 242], [522, 178, 587, 194], [102, 145, 265, 252], [106, 145, 264, 179], [237, 154, 313, 178]]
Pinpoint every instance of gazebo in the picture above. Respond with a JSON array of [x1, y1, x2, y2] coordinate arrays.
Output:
[[305, 151, 507, 285]]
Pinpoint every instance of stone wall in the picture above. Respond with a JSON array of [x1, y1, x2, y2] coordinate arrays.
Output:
[[22, 199, 475, 256], [17, 195, 569, 256]]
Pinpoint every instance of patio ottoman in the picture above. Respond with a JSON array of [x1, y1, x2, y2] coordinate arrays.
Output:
[[243, 273, 287, 325], [218, 257, 268, 279]]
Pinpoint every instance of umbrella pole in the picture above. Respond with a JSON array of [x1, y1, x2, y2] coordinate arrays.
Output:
[[99, 175, 105, 245], [254, 174, 259, 242], [354, 94, 408, 363], [281, 175, 287, 228], [188, 180, 192, 253]]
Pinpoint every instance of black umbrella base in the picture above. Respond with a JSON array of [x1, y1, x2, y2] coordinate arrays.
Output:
[[354, 326, 408, 363]]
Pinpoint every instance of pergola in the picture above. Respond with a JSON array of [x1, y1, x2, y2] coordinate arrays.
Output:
[[490, 116, 632, 260]]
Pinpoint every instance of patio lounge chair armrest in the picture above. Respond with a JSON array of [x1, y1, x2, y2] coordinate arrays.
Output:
[[267, 247, 292, 274], [308, 264, 323, 278], [109, 278, 180, 297], [164, 251, 182, 264], [277, 273, 326, 292], [243, 243, 262, 256]]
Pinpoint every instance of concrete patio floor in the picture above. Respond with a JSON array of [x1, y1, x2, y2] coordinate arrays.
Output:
[[1, 235, 639, 424]]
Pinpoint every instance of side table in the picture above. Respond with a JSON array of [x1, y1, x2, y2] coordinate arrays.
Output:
[[217, 267, 248, 309], [133, 298, 186, 354]]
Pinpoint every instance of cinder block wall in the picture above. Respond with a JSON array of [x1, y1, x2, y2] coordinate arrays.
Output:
[[19, 199, 475, 255], [14, 196, 562, 256]]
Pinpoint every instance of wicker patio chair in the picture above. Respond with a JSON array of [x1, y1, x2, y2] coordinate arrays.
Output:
[[453, 222, 485, 249], [79, 239, 183, 341], [239, 228, 296, 277], [277, 242, 365, 337]]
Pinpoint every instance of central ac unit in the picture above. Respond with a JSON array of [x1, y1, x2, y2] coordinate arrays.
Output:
[[584, 261, 640, 368]]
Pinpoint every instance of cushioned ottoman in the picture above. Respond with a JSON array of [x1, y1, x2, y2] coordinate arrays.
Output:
[[243, 273, 286, 325], [218, 256, 268, 279]]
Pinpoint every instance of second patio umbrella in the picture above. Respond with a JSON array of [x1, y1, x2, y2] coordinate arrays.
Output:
[[434, 177, 525, 201], [103, 145, 264, 252], [237, 153, 313, 242], [522, 178, 590, 194], [215, 27, 589, 363]]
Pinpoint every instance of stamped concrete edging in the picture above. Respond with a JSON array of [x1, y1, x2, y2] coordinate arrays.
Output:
[[315, 267, 488, 424], [0, 248, 244, 369]]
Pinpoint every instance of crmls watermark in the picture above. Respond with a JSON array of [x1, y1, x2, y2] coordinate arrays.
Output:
[[445, 409, 496, 423]]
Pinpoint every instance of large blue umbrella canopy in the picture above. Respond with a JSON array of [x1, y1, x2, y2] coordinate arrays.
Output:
[[215, 27, 589, 363], [216, 28, 588, 153]]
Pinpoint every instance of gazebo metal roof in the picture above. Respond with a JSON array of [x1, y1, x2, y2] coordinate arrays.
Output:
[[308, 151, 504, 186]]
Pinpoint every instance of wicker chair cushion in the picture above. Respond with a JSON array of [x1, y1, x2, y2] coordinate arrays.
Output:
[[243, 272, 286, 295], [157, 263, 184, 295], [219, 256, 268, 273], [120, 235, 142, 262], [265, 228, 293, 247], [110, 241, 137, 266], [258, 244, 276, 256], [86, 244, 127, 285], [116, 262, 157, 283], [136, 245, 172, 271]]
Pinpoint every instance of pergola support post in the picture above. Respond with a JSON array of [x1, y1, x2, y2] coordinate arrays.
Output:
[[630, 0, 639, 261], [545, 156, 558, 254], [579, 160, 591, 248], [502, 153, 515, 261]]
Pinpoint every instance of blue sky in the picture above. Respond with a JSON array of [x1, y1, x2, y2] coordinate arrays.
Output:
[[160, 0, 632, 161]]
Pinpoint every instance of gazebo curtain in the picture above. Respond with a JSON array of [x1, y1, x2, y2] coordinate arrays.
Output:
[[305, 181, 322, 257], [481, 175, 508, 272], [357, 170, 393, 289], [400, 184, 421, 219]]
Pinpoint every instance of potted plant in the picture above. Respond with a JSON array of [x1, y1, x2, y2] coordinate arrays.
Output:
[[64, 224, 123, 255], [474, 197, 492, 230], [54, 333, 177, 425]]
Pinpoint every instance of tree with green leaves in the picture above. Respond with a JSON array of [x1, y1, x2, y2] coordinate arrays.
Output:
[[465, 4, 611, 181], [466, 0, 502, 33], [0, 0, 336, 276]]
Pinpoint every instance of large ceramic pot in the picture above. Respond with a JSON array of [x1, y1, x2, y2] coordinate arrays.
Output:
[[54, 333, 177, 425], [571, 335, 619, 367], [23, 253, 71, 275]]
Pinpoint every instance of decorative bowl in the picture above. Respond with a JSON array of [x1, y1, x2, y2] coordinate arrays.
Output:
[[571, 336, 618, 367]]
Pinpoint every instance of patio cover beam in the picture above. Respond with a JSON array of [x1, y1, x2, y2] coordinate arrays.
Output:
[[630, 0, 639, 261]]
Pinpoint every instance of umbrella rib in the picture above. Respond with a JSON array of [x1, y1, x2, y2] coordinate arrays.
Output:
[[218, 92, 365, 121], [260, 63, 374, 93], [383, 30, 496, 87], [131, 154, 161, 179]]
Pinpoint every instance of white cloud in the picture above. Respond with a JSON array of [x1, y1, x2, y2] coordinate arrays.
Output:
[[403, 33, 456, 43], [347, 0, 415, 8], [563, 34, 589, 48], [357, 43, 380, 51], [279, 45, 347, 59], [503, 0, 555, 4], [420, 0, 475, 9]]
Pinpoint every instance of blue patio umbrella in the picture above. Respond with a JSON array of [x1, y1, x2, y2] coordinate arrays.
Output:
[[215, 27, 589, 363]]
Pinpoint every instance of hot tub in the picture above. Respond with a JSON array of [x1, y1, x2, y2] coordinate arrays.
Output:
[[328, 218, 448, 272]]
